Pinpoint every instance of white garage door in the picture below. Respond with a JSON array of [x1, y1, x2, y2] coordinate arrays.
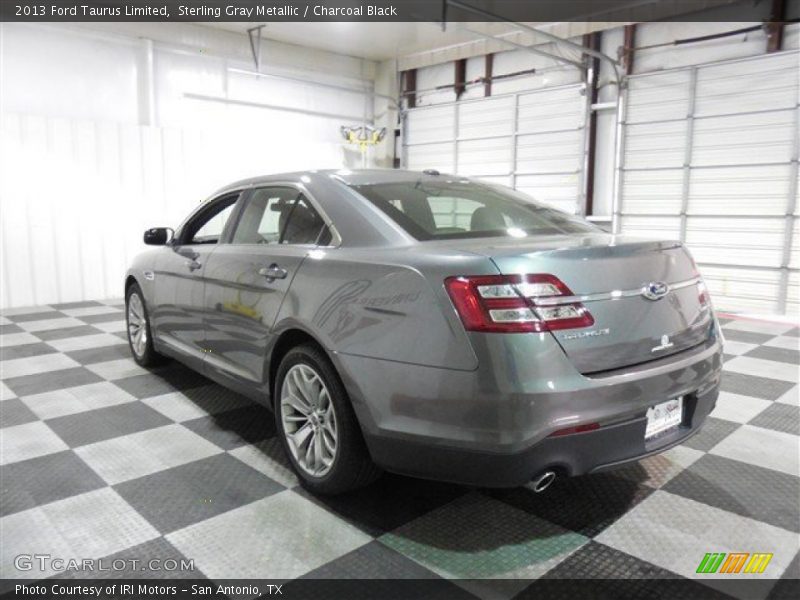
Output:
[[403, 83, 587, 215], [618, 51, 800, 316]]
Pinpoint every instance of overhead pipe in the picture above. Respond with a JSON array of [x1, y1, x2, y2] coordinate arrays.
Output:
[[400, 67, 544, 97], [625, 17, 800, 56], [183, 92, 374, 123], [446, 0, 621, 86], [463, 26, 587, 70], [228, 67, 400, 109]]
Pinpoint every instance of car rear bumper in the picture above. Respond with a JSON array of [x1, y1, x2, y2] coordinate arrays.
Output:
[[363, 385, 717, 487], [336, 328, 723, 488]]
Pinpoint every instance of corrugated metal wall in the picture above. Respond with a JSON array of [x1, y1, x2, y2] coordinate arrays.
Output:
[[618, 51, 799, 316], [403, 83, 587, 215]]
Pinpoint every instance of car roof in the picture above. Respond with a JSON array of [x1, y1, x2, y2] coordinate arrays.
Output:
[[210, 168, 459, 197]]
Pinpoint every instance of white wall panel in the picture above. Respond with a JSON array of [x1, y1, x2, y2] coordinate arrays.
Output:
[[460, 56, 486, 101], [0, 24, 375, 309], [415, 62, 455, 106], [0, 114, 351, 309], [490, 47, 581, 96], [0, 25, 140, 123], [634, 22, 771, 73]]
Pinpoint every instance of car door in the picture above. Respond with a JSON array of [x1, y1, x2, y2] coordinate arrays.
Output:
[[150, 192, 240, 368], [202, 185, 334, 394]]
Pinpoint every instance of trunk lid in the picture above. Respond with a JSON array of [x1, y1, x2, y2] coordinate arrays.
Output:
[[449, 233, 713, 374]]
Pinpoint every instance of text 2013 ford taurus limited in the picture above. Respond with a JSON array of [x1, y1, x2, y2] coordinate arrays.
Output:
[[125, 169, 722, 494]]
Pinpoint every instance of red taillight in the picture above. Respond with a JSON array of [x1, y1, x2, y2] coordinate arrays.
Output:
[[444, 274, 594, 334], [548, 422, 601, 437], [698, 279, 710, 309]]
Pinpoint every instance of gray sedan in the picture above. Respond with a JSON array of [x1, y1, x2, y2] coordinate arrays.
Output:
[[125, 169, 723, 494]]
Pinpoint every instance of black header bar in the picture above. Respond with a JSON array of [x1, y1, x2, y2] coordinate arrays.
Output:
[[0, 0, 782, 23], [3, 578, 796, 599]]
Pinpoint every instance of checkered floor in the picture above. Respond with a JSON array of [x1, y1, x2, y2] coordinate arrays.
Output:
[[1, 300, 798, 598]]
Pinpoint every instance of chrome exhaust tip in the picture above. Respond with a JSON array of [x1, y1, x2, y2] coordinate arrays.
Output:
[[531, 470, 557, 493]]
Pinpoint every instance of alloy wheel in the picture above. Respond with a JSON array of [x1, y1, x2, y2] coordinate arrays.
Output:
[[127, 293, 148, 358], [280, 363, 338, 477]]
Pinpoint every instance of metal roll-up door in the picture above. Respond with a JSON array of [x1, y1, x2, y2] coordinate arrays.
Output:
[[514, 84, 586, 214], [619, 51, 800, 316], [404, 104, 456, 173], [403, 83, 587, 214]]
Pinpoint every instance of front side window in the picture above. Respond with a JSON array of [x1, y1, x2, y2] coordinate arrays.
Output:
[[182, 195, 238, 245], [231, 187, 330, 246], [351, 180, 597, 241]]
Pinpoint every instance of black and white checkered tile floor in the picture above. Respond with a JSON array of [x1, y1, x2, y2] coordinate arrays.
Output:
[[1, 300, 798, 598]]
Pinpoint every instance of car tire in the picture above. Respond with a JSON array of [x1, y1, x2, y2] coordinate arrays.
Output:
[[275, 343, 382, 494], [125, 283, 164, 368]]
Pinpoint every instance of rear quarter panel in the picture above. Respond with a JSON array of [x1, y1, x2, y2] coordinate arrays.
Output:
[[273, 247, 497, 371]]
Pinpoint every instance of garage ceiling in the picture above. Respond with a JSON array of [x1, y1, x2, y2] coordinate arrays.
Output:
[[199, 0, 743, 65], [200, 22, 518, 61]]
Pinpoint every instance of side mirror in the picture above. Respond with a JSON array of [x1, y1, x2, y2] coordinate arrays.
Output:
[[143, 227, 173, 246]]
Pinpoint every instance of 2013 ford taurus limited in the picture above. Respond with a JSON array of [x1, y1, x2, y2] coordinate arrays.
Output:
[[125, 169, 723, 494]]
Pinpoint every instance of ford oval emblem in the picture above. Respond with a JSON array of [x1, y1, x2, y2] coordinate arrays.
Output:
[[642, 281, 669, 301]]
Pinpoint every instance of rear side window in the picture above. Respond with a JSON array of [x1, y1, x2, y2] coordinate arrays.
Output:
[[351, 180, 597, 241], [231, 187, 331, 246]]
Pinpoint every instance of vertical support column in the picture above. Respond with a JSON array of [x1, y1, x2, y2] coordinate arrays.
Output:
[[680, 67, 698, 244], [484, 53, 494, 97], [403, 69, 417, 109], [622, 25, 636, 76], [400, 111, 408, 169], [766, 0, 786, 53], [137, 38, 156, 126], [611, 90, 627, 234], [611, 25, 636, 234], [777, 78, 799, 314], [581, 32, 601, 216], [511, 93, 519, 190], [454, 59, 467, 99], [453, 97, 459, 174]]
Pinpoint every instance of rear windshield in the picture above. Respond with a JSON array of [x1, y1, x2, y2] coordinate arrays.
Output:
[[351, 179, 598, 241]]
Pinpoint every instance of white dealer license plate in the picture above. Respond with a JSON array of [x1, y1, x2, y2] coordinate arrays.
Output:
[[645, 397, 683, 440]]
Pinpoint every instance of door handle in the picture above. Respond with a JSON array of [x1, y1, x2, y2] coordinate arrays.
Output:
[[258, 264, 288, 281], [186, 260, 202, 271]]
